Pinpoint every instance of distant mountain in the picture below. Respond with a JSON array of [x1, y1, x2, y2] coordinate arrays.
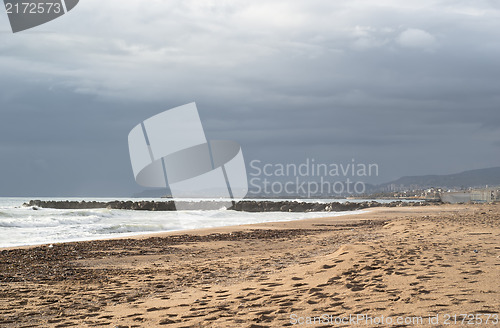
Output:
[[378, 167, 500, 190], [132, 167, 500, 198]]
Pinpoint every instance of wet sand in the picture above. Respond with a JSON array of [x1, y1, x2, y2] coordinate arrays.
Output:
[[0, 204, 499, 327]]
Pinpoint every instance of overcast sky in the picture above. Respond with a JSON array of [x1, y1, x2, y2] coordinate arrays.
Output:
[[1, 0, 499, 196]]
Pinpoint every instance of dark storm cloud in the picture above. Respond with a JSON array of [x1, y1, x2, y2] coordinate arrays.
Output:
[[0, 0, 499, 195]]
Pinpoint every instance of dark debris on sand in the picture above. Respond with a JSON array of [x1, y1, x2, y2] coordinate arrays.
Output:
[[0, 221, 383, 283]]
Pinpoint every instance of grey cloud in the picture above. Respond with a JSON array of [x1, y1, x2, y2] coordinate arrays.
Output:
[[0, 0, 499, 195]]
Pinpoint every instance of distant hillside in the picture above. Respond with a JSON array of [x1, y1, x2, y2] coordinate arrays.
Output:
[[132, 167, 500, 197], [379, 167, 500, 190]]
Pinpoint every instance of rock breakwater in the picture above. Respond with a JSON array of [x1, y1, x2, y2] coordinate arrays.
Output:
[[23, 199, 438, 212]]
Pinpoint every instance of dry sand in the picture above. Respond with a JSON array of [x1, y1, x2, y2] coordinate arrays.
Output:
[[0, 204, 499, 327]]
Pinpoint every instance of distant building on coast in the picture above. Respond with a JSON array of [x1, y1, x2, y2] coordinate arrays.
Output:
[[440, 188, 500, 203]]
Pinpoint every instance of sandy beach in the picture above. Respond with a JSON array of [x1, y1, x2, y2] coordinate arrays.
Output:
[[0, 204, 499, 327]]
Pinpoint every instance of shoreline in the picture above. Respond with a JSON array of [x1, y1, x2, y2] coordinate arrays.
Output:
[[0, 209, 369, 250], [2, 199, 441, 250], [1, 203, 498, 327], [1, 203, 446, 250]]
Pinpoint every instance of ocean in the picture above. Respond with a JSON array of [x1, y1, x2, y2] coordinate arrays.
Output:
[[0, 197, 389, 248]]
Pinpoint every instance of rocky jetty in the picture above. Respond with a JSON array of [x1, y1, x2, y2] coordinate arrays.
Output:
[[23, 199, 438, 212]]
